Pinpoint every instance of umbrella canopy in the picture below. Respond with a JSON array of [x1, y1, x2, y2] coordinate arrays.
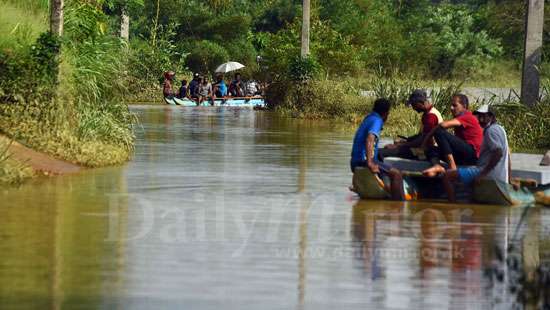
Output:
[[215, 61, 245, 73]]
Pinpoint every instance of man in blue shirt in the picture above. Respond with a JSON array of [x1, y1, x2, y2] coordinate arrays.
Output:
[[351, 98, 404, 200]]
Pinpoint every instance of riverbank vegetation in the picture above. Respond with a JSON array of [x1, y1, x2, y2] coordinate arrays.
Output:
[[0, 0, 134, 183]]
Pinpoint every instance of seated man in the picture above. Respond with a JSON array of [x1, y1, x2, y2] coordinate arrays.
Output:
[[177, 79, 188, 99], [213, 75, 228, 98], [422, 94, 483, 176], [442, 104, 510, 201], [380, 89, 443, 160], [188, 73, 201, 102], [229, 73, 244, 97], [197, 77, 213, 106], [350, 98, 405, 200], [245, 79, 261, 96]]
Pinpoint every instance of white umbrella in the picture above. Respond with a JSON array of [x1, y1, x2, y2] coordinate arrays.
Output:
[[215, 61, 245, 73]]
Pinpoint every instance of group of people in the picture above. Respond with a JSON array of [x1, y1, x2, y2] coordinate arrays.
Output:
[[351, 89, 510, 201], [163, 71, 263, 105]]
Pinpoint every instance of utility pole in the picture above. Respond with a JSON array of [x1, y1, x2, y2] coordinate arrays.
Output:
[[301, 0, 310, 58], [50, 0, 64, 36], [521, 0, 545, 107]]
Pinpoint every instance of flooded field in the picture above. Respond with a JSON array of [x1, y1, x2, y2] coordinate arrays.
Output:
[[1, 105, 548, 309]]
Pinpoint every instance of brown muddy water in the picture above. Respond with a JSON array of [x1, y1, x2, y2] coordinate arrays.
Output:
[[1, 105, 548, 309]]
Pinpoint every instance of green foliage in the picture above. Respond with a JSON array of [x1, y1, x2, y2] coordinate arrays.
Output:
[[0, 33, 61, 103], [0, 140, 34, 184], [273, 79, 369, 121], [262, 20, 361, 80], [254, 0, 300, 33], [185, 40, 229, 74], [422, 4, 503, 77], [0, 0, 135, 177], [288, 55, 321, 82]]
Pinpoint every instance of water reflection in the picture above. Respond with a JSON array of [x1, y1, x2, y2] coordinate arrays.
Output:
[[0, 106, 548, 309], [0, 168, 128, 309]]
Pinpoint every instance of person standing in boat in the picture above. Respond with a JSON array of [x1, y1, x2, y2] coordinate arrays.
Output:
[[350, 98, 405, 200], [442, 104, 511, 201], [163, 71, 176, 99], [422, 94, 483, 176], [380, 89, 443, 160]]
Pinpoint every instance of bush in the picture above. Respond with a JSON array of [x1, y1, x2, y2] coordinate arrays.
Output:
[[0, 32, 61, 104], [288, 55, 321, 82], [185, 40, 229, 74], [270, 79, 369, 121], [262, 20, 361, 79]]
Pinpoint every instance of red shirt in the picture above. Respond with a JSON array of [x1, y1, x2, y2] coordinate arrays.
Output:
[[454, 111, 483, 157], [421, 108, 440, 134]]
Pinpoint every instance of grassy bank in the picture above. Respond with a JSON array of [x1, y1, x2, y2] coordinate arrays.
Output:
[[0, 0, 134, 184], [0, 140, 34, 184], [270, 78, 550, 153]]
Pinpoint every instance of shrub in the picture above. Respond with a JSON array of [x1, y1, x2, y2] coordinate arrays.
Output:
[[185, 40, 229, 74], [288, 55, 321, 82], [271, 79, 369, 121]]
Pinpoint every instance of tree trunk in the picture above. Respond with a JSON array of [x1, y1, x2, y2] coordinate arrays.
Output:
[[301, 0, 310, 58], [120, 8, 130, 41], [521, 0, 545, 107], [50, 0, 64, 36]]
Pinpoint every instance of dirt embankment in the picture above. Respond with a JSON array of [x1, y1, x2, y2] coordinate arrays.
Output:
[[1, 135, 82, 175]]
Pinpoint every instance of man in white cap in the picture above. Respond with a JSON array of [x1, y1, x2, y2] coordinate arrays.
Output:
[[442, 104, 511, 201]]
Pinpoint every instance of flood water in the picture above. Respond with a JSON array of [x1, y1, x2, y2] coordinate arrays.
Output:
[[1, 105, 548, 309]]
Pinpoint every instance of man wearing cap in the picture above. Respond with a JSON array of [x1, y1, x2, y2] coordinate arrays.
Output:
[[188, 73, 201, 103], [442, 104, 511, 201], [380, 89, 443, 160]]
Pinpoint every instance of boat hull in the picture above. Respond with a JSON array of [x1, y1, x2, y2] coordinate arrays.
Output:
[[164, 97, 266, 108], [353, 167, 549, 206]]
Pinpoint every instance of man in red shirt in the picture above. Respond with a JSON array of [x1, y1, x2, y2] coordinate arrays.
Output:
[[380, 89, 443, 160], [422, 94, 483, 176]]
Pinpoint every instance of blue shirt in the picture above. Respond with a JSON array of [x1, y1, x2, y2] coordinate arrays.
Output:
[[218, 81, 227, 96], [351, 112, 384, 166]]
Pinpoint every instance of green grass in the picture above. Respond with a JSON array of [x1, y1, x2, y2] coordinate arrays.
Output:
[[0, 1, 47, 50], [272, 77, 549, 153], [0, 140, 34, 184], [0, 1, 135, 184]]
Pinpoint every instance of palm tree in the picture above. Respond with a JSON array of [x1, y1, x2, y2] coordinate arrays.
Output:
[[50, 0, 64, 36]]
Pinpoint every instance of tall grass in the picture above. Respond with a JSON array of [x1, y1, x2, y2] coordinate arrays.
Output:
[[0, 1, 47, 50], [0, 0, 135, 173], [0, 140, 34, 184]]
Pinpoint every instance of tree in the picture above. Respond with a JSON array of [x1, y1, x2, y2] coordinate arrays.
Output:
[[301, 0, 310, 57], [50, 0, 64, 36], [120, 7, 130, 40]]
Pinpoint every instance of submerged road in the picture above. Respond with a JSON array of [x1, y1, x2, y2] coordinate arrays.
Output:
[[0, 105, 548, 309]]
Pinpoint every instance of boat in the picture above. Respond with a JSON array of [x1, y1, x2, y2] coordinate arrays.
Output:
[[164, 96, 266, 108], [353, 167, 550, 206]]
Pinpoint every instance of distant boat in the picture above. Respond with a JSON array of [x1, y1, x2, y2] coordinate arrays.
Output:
[[164, 96, 266, 108]]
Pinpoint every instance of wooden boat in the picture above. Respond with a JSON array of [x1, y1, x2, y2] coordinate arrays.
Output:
[[353, 167, 550, 206], [164, 96, 266, 108]]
